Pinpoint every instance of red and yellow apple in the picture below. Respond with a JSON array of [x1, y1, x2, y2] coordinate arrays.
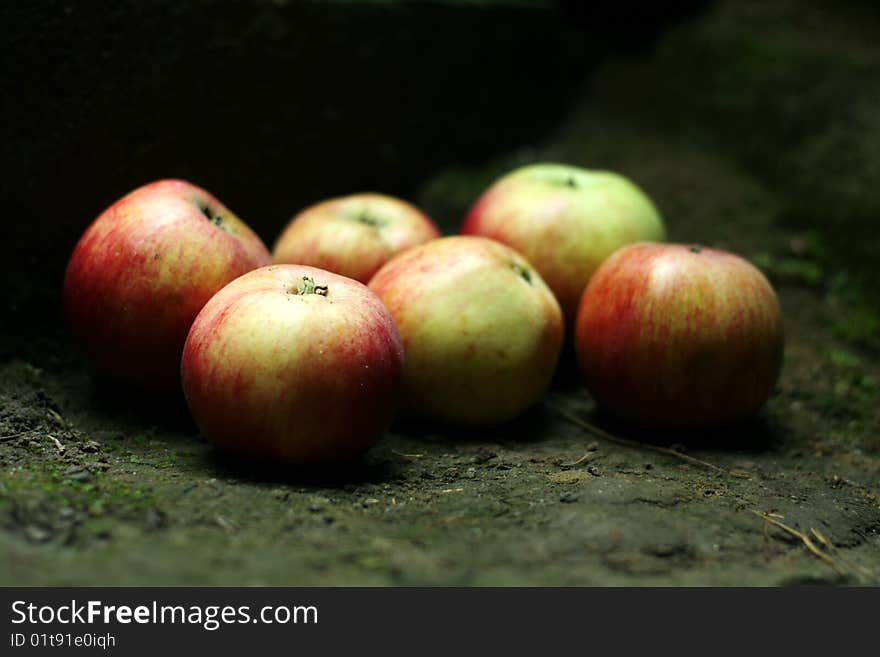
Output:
[[462, 163, 666, 322], [272, 193, 441, 283], [575, 243, 784, 429], [63, 179, 272, 392], [368, 235, 563, 425], [181, 265, 404, 465]]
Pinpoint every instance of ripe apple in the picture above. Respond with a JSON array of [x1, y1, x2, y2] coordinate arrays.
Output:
[[462, 163, 666, 322], [181, 265, 404, 465], [368, 235, 564, 425], [272, 193, 441, 283], [574, 243, 784, 429], [63, 179, 272, 392]]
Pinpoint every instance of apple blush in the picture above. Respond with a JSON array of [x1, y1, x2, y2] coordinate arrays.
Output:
[[368, 235, 564, 425], [63, 179, 272, 392], [575, 243, 784, 429], [181, 265, 404, 465], [272, 192, 441, 283]]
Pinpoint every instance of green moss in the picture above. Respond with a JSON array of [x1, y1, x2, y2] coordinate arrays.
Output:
[[856, 375, 879, 400], [616, 1, 880, 306], [830, 305, 880, 344], [5, 361, 44, 385], [753, 253, 824, 287], [1, 459, 158, 522], [825, 272, 879, 345], [828, 349, 862, 369], [416, 157, 519, 232]]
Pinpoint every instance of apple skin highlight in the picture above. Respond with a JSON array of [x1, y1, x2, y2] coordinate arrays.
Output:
[[273, 193, 441, 283], [63, 179, 271, 392], [181, 265, 404, 465], [462, 163, 666, 322], [575, 242, 784, 430], [368, 235, 564, 425]]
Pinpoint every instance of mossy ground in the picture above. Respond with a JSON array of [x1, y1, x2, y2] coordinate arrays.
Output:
[[2, 0, 878, 585]]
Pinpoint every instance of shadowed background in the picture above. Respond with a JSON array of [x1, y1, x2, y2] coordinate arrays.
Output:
[[2, 0, 709, 357], [5, 0, 878, 360]]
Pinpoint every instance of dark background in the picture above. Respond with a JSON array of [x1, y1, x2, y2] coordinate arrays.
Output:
[[5, 0, 879, 356], [2, 0, 708, 355]]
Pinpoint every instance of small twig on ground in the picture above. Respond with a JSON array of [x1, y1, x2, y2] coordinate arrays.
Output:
[[0, 429, 39, 442], [391, 450, 424, 460], [214, 515, 239, 532], [47, 434, 66, 454], [751, 510, 861, 580], [559, 452, 598, 468], [754, 510, 843, 573], [809, 527, 877, 582], [760, 511, 785, 541], [551, 404, 726, 474]]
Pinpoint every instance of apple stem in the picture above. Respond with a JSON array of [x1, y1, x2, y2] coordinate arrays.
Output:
[[689, 245, 702, 254], [356, 212, 382, 228], [291, 276, 328, 296], [511, 262, 533, 284], [199, 204, 232, 233]]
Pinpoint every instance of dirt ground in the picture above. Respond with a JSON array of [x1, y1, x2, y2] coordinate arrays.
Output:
[[2, 1, 879, 585]]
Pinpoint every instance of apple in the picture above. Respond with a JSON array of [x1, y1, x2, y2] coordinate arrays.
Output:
[[368, 235, 563, 425], [272, 193, 441, 283], [574, 242, 784, 429], [181, 264, 404, 465], [462, 163, 666, 322], [63, 179, 272, 392]]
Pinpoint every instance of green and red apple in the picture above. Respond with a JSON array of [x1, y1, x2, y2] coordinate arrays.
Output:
[[368, 235, 563, 425], [462, 163, 666, 321], [181, 265, 404, 465], [63, 179, 271, 392], [575, 243, 784, 429], [273, 193, 441, 283]]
